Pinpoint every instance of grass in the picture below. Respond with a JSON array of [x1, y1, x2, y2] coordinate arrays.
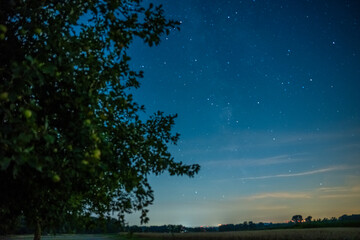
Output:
[[3, 228, 360, 240], [134, 228, 360, 240]]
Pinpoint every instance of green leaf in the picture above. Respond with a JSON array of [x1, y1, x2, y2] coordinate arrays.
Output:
[[0, 157, 11, 170], [44, 134, 55, 144], [41, 64, 57, 76]]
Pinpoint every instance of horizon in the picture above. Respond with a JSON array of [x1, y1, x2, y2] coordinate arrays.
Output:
[[127, 213, 360, 228], [124, 0, 360, 226]]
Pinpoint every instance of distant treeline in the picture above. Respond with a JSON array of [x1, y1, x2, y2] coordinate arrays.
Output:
[[127, 214, 360, 233], [215, 214, 360, 232], [5, 214, 360, 235]]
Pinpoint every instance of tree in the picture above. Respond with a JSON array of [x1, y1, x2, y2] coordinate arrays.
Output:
[[167, 224, 183, 233], [248, 221, 256, 230], [0, 1, 200, 239], [305, 216, 312, 223], [292, 215, 303, 224], [242, 221, 248, 230]]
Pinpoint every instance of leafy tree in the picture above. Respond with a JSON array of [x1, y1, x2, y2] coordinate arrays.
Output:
[[305, 216, 312, 223], [292, 215, 303, 224], [248, 221, 256, 230], [167, 224, 183, 233], [322, 217, 329, 222], [0, 0, 200, 239], [243, 221, 248, 229]]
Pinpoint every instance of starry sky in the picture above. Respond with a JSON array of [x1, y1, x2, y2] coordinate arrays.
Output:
[[125, 0, 360, 226]]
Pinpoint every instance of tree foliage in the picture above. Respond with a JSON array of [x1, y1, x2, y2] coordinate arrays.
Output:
[[0, 0, 199, 238], [292, 215, 303, 224], [305, 216, 312, 223]]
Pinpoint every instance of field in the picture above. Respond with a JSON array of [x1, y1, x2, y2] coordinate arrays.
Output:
[[2, 228, 360, 240], [134, 228, 360, 240]]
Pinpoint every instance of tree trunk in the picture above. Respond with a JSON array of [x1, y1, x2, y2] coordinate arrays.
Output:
[[33, 219, 41, 240]]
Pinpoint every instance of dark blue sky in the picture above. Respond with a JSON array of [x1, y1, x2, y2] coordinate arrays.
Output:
[[126, 0, 360, 226]]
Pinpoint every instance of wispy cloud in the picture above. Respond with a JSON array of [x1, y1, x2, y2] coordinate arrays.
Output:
[[255, 206, 290, 211], [240, 165, 354, 181], [204, 154, 302, 168], [245, 192, 311, 200], [240, 183, 360, 202], [317, 185, 360, 199], [319, 193, 360, 199], [317, 186, 350, 193]]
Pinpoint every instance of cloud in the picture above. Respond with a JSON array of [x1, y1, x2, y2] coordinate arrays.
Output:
[[316, 185, 360, 199], [254, 205, 290, 211], [319, 193, 360, 199], [241, 183, 360, 201], [204, 154, 301, 168], [245, 192, 311, 200], [240, 165, 354, 181], [317, 186, 349, 193]]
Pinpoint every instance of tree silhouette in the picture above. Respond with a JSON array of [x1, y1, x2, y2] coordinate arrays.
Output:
[[292, 215, 303, 224], [0, 1, 199, 239], [305, 216, 312, 223]]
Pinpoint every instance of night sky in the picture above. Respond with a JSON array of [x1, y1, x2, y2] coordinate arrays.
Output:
[[126, 0, 360, 226]]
